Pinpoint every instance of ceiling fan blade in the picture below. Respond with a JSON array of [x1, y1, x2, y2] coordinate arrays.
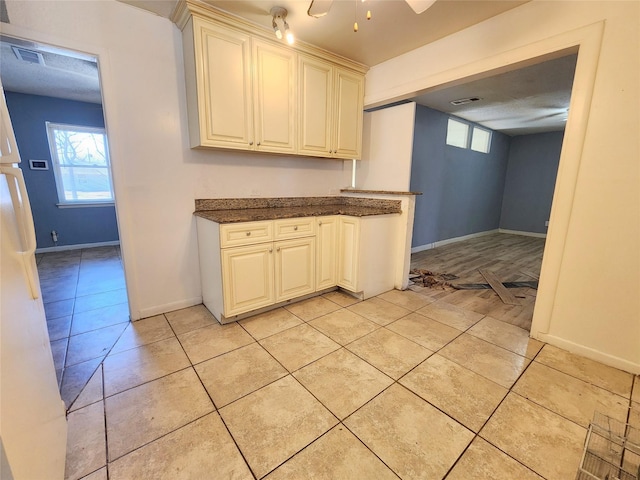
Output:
[[405, 0, 437, 14], [308, 0, 334, 18]]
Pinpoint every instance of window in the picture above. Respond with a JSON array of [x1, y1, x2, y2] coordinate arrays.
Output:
[[446, 117, 492, 154], [46, 122, 113, 205], [470, 126, 492, 153], [446, 118, 469, 148]]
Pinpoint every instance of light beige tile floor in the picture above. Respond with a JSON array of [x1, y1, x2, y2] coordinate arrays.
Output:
[[64, 288, 638, 480]]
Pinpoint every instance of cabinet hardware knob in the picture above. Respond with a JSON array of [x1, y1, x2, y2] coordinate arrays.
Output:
[[276, 247, 280, 252], [249, 141, 253, 146], [294, 226, 298, 231], [318, 221, 322, 225], [246, 232, 251, 236], [269, 248, 273, 253], [257, 142, 261, 146]]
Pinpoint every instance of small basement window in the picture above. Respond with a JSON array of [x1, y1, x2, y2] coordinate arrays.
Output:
[[471, 126, 492, 153], [46, 122, 114, 205], [446, 118, 469, 149]]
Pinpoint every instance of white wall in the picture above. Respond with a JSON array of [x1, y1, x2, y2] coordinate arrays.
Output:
[[4, 0, 350, 320], [355, 102, 416, 191], [365, 0, 640, 372]]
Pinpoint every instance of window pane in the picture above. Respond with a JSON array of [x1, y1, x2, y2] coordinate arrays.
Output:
[[59, 166, 112, 201], [47, 123, 113, 204], [471, 127, 491, 153], [54, 130, 107, 166], [446, 119, 469, 148]]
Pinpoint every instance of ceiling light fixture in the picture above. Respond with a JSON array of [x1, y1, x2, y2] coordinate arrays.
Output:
[[353, 0, 372, 33], [270, 7, 294, 45]]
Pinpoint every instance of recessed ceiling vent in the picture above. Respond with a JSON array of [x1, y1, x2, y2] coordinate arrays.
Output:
[[450, 97, 482, 106], [12, 46, 45, 66]]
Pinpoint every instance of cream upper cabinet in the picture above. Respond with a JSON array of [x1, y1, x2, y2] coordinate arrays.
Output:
[[298, 55, 364, 159], [253, 39, 296, 153], [298, 55, 333, 157], [184, 16, 296, 152], [333, 67, 364, 159], [178, 5, 366, 158], [316, 216, 338, 290], [186, 16, 253, 149]]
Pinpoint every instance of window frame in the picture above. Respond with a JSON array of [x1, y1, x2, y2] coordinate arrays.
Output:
[[470, 125, 492, 153], [445, 118, 470, 149], [45, 122, 114, 206]]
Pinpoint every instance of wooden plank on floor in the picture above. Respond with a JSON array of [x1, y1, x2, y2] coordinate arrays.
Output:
[[520, 270, 540, 280], [479, 269, 520, 305]]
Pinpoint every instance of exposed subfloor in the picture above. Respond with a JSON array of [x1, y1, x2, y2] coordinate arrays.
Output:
[[41, 242, 638, 479], [410, 233, 545, 330]]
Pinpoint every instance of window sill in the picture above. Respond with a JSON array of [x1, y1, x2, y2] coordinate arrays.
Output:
[[56, 202, 115, 209]]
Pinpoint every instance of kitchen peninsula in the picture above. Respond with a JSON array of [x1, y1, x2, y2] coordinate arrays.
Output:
[[195, 196, 402, 323]]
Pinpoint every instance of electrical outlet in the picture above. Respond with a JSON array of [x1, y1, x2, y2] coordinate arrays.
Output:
[[545, 221, 549, 227]]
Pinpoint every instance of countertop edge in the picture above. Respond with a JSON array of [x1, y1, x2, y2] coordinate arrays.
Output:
[[340, 189, 423, 196]]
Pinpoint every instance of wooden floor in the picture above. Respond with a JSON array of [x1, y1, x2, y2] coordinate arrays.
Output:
[[409, 233, 546, 331]]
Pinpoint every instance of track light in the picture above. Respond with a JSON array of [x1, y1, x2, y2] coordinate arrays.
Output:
[[270, 7, 294, 44]]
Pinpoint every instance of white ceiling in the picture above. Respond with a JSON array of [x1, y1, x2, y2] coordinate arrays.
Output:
[[0, 0, 577, 136]]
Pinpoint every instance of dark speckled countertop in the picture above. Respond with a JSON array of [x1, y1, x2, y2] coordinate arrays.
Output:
[[194, 197, 402, 223]]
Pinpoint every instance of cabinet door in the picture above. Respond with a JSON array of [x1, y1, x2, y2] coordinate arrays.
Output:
[[316, 216, 338, 290], [333, 67, 364, 159], [298, 55, 333, 157], [338, 216, 360, 291], [194, 17, 253, 149], [275, 237, 315, 302], [221, 243, 274, 316], [253, 40, 296, 153]]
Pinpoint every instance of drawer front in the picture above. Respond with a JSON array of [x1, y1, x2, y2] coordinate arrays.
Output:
[[220, 220, 273, 248], [274, 217, 316, 240]]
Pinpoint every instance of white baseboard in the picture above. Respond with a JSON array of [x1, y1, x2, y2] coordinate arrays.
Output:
[[135, 296, 203, 321], [411, 229, 498, 253], [498, 228, 547, 238], [534, 333, 640, 374], [36, 240, 120, 253]]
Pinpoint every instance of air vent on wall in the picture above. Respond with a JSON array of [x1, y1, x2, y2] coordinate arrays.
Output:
[[12, 45, 45, 65], [450, 97, 482, 106]]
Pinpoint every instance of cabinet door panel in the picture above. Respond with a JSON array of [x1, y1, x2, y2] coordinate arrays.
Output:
[[195, 18, 253, 148], [253, 40, 296, 153], [275, 238, 315, 302], [222, 243, 274, 316], [316, 216, 337, 290], [338, 216, 360, 291], [333, 68, 364, 159], [298, 55, 333, 157]]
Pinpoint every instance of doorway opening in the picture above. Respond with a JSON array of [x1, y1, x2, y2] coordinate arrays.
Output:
[[0, 34, 129, 410], [406, 51, 578, 333]]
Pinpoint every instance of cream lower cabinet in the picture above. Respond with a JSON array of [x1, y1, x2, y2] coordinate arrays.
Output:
[[221, 243, 275, 316], [316, 216, 338, 290], [337, 215, 397, 299], [275, 237, 315, 302], [196, 213, 397, 323]]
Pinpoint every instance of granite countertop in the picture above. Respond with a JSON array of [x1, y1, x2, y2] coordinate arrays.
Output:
[[194, 196, 402, 223]]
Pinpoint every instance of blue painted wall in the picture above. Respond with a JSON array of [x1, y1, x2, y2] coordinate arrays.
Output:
[[500, 132, 563, 233], [5, 92, 119, 248], [410, 105, 511, 248]]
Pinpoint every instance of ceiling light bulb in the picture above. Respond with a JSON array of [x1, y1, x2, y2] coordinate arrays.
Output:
[[353, 21, 358, 32], [284, 22, 294, 44], [367, 10, 371, 20], [272, 19, 282, 39]]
